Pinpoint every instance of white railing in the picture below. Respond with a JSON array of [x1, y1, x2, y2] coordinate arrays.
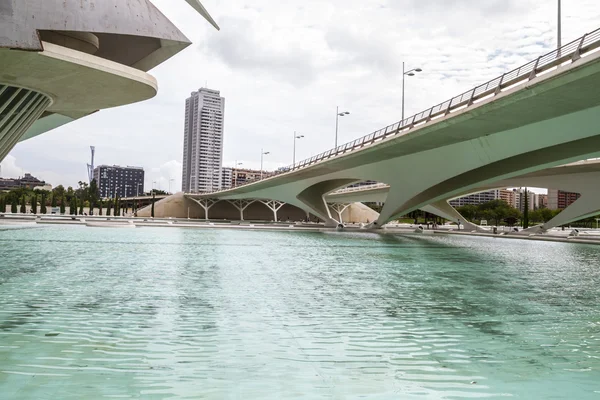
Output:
[[204, 27, 600, 195]]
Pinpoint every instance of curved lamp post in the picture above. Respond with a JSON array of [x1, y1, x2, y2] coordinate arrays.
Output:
[[402, 63, 423, 121]]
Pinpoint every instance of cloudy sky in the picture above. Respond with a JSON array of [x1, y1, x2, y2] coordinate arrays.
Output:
[[2, 0, 600, 192]]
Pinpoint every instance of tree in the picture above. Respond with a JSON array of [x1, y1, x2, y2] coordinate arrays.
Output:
[[51, 193, 57, 208], [40, 193, 47, 214], [20, 195, 26, 214], [114, 195, 120, 216], [0, 197, 5, 213], [31, 194, 37, 214], [79, 195, 84, 215], [98, 199, 103, 216], [523, 189, 529, 229], [151, 191, 156, 218], [106, 200, 112, 216], [60, 195, 66, 214], [11, 196, 17, 213], [70, 196, 76, 215]]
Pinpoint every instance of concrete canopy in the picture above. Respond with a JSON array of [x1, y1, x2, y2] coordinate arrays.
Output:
[[0, 0, 219, 160]]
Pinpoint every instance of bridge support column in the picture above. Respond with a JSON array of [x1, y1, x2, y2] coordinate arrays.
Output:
[[189, 198, 219, 220], [526, 192, 600, 233], [421, 200, 480, 231], [297, 179, 358, 227], [259, 200, 286, 222], [227, 200, 255, 221], [328, 203, 351, 224]]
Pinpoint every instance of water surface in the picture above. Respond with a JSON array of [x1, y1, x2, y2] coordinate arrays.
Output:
[[0, 226, 599, 399]]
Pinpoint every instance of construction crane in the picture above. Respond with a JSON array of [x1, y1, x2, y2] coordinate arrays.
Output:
[[87, 146, 95, 183]]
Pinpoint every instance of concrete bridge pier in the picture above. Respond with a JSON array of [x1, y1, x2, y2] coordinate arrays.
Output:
[[227, 200, 256, 221], [421, 200, 480, 231], [259, 200, 286, 222], [189, 198, 219, 220], [328, 203, 351, 225]]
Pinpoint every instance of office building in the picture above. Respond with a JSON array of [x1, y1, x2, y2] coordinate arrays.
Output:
[[221, 167, 233, 190], [182, 88, 225, 193], [449, 189, 504, 207], [94, 165, 144, 198], [548, 189, 581, 210]]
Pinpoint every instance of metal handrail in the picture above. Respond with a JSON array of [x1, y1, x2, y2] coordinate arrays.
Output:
[[204, 27, 600, 195]]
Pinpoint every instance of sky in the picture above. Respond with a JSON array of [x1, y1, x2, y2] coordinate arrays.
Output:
[[2, 0, 600, 193]]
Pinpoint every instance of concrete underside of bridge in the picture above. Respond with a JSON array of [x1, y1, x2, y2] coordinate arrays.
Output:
[[136, 192, 379, 224], [325, 161, 600, 231], [188, 49, 600, 228]]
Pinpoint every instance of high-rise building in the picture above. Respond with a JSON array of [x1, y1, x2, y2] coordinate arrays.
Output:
[[182, 88, 225, 193], [94, 165, 144, 199], [221, 167, 233, 190], [548, 189, 581, 210]]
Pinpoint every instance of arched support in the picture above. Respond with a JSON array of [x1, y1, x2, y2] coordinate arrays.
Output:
[[527, 193, 600, 232], [189, 198, 219, 220], [259, 200, 286, 221], [328, 203, 351, 224], [297, 179, 359, 227], [227, 199, 256, 221], [421, 200, 480, 231]]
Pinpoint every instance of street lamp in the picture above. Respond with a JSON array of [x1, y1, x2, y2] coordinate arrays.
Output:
[[293, 131, 304, 165], [402, 62, 423, 121], [558, 0, 562, 50], [260, 149, 270, 179], [233, 161, 243, 187], [335, 106, 350, 148]]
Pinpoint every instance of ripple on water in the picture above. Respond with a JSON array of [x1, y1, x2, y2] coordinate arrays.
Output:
[[0, 227, 599, 399]]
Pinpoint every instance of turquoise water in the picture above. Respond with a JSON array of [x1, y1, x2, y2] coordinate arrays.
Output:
[[0, 225, 599, 399]]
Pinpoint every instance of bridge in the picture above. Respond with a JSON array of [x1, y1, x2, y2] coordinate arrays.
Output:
[[172, 27, 600, 228], [0, 0, 217, 162]]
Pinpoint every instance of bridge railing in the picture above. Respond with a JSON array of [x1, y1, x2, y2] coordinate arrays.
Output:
[[206, 27, 600, 195]]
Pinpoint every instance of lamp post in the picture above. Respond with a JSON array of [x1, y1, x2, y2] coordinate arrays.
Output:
[[558, 0, 561, 50], [233, 161, 243, 187], [293, 131, 304, 165], [335, 106, 350, 148], [260, 149, 270, 179], [402, 62, 423, 122]]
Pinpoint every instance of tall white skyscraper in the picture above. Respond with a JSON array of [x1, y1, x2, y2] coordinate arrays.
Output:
[[182, 88, 225, 193]]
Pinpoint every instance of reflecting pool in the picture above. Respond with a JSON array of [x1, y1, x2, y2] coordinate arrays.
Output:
[[0, 225, 599, 399]]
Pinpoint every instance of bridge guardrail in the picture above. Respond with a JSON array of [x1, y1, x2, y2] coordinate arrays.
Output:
[[204, 27, 600, 195]]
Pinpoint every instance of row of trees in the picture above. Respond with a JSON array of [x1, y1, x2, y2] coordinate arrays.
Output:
[[0, 179, 157, 217]]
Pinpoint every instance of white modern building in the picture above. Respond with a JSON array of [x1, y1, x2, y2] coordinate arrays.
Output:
[[182, 88, 225, 193], [449, 190, 503, 207], [0, 0, 218, 163]]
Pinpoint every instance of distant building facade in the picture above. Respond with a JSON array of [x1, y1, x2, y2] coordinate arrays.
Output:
[[548, 189, 581, 210], [182, 88, 225, 193], [94, 165, 144, 198], [221, 167, 233, 190], [449, 189, 505, 207], [0, 173, 47, 191], [231, 168, 273, 187]]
